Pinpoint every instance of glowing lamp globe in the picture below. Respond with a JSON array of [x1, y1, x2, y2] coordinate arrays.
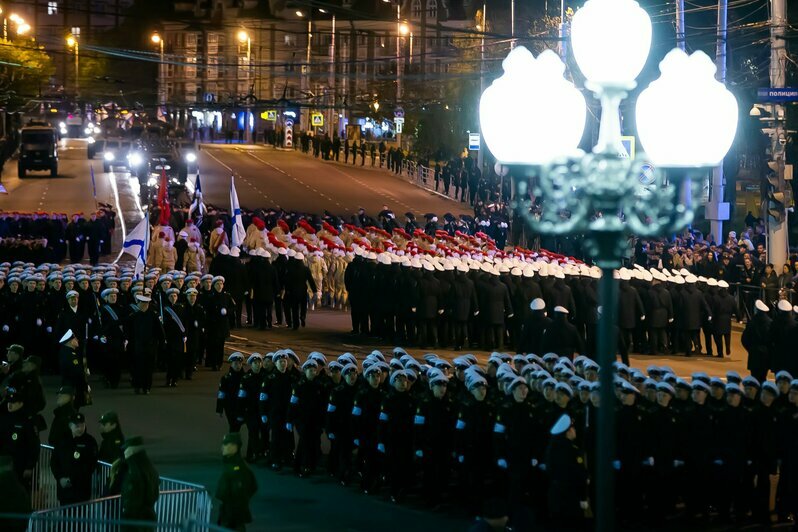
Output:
[[636, 49, 738, 168], [479, 47, 587, 165], [571, 0, 652, 88]]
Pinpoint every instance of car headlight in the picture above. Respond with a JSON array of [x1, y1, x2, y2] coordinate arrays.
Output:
[[84, 127, 93, 135], [147, 177, 158, 187], [104, 152, 115, 161], [185, 152, 197, 163], [87, 137, 95, 144], [93, 126, 101, 134], [128, 153, 143, 166], [58, 122, 66, 129], [60, 127, 68, 135]]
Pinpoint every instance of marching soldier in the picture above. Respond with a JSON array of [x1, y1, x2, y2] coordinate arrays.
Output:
[[98, 288, 125, 388], [454, 372, 496, 511], [414, 369, 456, 507], [182, 287, 205, 380], [287, 358, 326, 476], [162, 288, 186, 388], [126, 292, 164, 395], [205, 276, 232, 371], [325, 362, 359, 482], [544, 414, 588, 528], [260, 351, 296, 471], [238, 354, 267, 463], [376, 369, 415, 502], [58, 329, 89, 408], [216, 353, 245, 433], [742, 300, 771, 383], [351, 364, 383, 493]]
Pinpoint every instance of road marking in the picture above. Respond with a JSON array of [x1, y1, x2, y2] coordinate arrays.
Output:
[[204, 148, 273, 204], [229, 334, 249, 341], [243, 151, 351, 213]]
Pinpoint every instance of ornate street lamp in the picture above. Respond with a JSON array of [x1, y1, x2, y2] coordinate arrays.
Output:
[[479, 0, 738, 529]]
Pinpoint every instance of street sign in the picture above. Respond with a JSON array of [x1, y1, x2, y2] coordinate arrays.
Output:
[[468, 132, 481, 151], [394, 107, 404, 118], [311, 113, 324, 127], [620, 136, 636, 159], [261, 110, 277, 121], [757, 88, 798, 103], [395, 121, 404, 134]]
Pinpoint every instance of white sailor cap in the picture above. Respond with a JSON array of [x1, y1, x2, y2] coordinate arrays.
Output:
[[755, 299, 769, 312], [227, 352, 245, 362], [530, 298, 545, 311], [550, 414, 572, 436], [778, 299, 792, 312], [553, 306, 569, 314], [59, 329, 76, 343]]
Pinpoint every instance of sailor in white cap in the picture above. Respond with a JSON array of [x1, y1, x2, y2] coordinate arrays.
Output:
[[541, 305, 584, 360], [742, 299, 772, 382], [238, 353, 267, 462], [216, 352, 246, 433], [544, 413, 588, 524], [58, 329, 90, 407]]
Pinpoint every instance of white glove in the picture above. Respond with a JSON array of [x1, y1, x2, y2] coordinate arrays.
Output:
[[46, 326, 52, 333], [1, 325, 7, 332], [474, 311, 479, 316], [668, 318, 674, 323], [221, 308, 227, 316], [36, 319, 42, 326], [92, 335, 99, 341], [100, 337, 107, 344], [437, 309, 444, 315], [507, 313, 514, 318], [531, 458, 538, 467], [123, 340, 128, 350], [673, 460, 685, 467], [580, 501, 589, 511], [640, 315, 646, 321], [643, 457, 654, 467], [411, 307, 416, 313]]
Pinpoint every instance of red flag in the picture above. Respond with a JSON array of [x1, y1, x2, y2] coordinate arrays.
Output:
[[158, 168, 170, 225]]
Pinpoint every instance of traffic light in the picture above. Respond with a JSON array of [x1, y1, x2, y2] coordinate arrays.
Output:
[[765, 162, 794, 223]]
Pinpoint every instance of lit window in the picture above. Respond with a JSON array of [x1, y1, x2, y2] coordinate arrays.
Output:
[[48, 1, 58, 15]]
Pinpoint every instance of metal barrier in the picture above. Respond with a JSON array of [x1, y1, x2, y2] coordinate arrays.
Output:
[[29, 445, 212, 530], [31, 445, 113, 511]]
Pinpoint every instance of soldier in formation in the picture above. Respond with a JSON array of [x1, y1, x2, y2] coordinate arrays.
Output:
[[212, 346, 798, 528]]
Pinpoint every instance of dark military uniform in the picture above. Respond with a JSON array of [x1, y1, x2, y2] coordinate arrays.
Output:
[[259, 367, 295, 468], [215, 436, 258, 532], [325, 378, 358, 481], [216, 366, 245, 433], [120, 439, 159, 531], [545, 432, 588, 528], [238, 367, 267, 462], [414, 390, 456, 504], [287, 374, 326, 475], [50, 427, 99, 504], [377, 387, 416, 500]]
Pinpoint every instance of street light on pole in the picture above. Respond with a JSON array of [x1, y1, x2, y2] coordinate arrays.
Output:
[[151, 32, 164, 107], [479, 0, 738, 530], [66, 34, 79, 98], [237, 29, 252, 143]]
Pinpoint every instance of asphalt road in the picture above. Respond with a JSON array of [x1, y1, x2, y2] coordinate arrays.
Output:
[[197, 144, 471, 219]]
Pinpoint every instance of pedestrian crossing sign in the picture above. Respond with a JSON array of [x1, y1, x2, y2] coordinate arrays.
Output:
[[311, 113, 324, 127], [261, 110, 277, 121]]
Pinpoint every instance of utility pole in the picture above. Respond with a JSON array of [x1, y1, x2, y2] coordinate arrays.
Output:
[[676, 0, 685, 51], [303, 18, 312, 132], [708, 0, 728, 244], [329, 14, 336, 136], [477, 1, 486, 173], [768, 0, 789, 268]]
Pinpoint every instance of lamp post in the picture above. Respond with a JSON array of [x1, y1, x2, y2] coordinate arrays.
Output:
[[151, 33, 164, 106], [479, 0, 738, 530], [66, 34, 79, 97], [237, 29, 252, 144]]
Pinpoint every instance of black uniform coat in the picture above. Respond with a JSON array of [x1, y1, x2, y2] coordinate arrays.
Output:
[[51, 431, 99, 503], [742, 311, 771, 376]]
